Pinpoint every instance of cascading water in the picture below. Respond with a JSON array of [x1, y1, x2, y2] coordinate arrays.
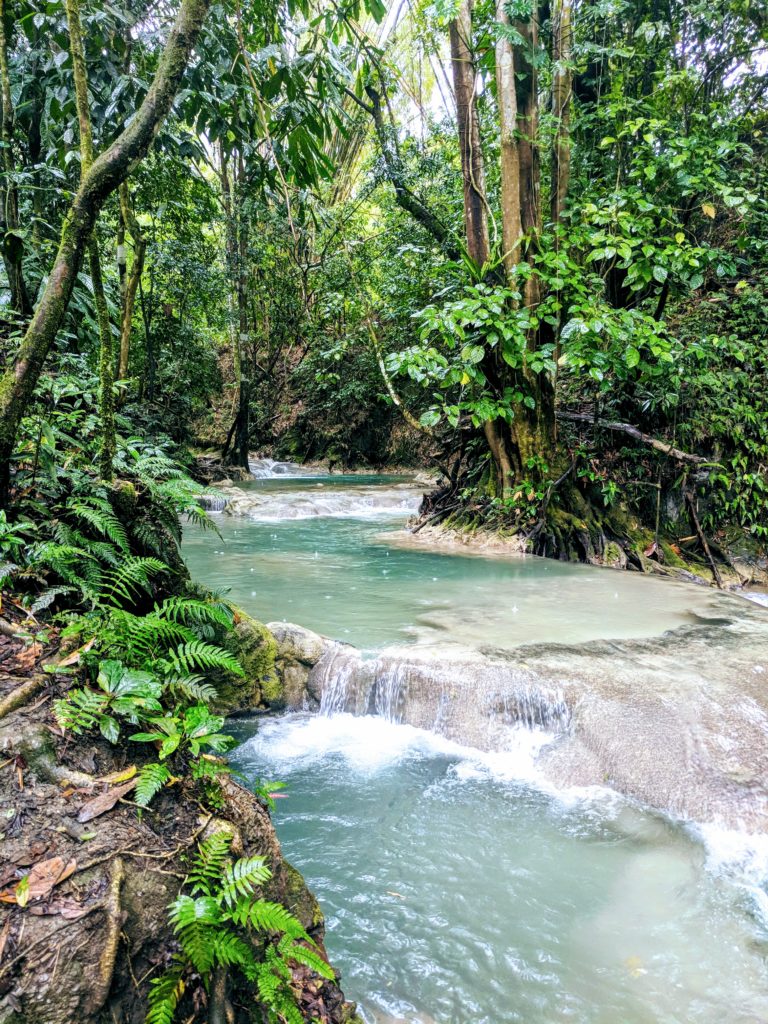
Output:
[[184, 470, 768, 1024]]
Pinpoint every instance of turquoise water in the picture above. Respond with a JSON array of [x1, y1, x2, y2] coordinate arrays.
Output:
[[184, 472, 768, 1024], [231, 713, 768, 1024], [183, 476, 730, 653]]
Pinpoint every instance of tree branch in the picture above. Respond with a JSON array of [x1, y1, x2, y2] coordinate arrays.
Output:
[[557, 411, 709, 464]]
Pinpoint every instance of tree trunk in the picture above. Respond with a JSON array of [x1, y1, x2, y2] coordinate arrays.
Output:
[[66, 0, 116, 480], [117, 183, 146, 382], [0, 0, 32, 317], [449, 0, 490, 269], [0, 0, 210, 504], [495, 0, 522, 278], [550, 0, 573, 228]]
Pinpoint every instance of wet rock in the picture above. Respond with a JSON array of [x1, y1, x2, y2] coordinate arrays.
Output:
[[266, 622, 340, 710]]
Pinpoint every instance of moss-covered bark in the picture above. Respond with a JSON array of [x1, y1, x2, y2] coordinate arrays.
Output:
[[0, 0, 211, 504]]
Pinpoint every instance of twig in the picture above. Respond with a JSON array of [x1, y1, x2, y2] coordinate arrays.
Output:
[[684, 489, 723, 588]]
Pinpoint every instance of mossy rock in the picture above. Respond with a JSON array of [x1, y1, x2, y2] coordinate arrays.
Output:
[[216, 610, 279, 712]]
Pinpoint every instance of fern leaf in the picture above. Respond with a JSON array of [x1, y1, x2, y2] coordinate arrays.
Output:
[[146, 964, 185, 1024], [188, 832, 233, 895], [156, 596, 233, 629], [277, 936, 335, 980], [219, 856, 271, 909], [166, 674, 217, 702], [236, 899, 308, 940], [54, 687, 109, 733], [212, 928, 252, 967], [99, 556, 167, 607], [135, 762, 171, 807], [167, 640, 244, 677]]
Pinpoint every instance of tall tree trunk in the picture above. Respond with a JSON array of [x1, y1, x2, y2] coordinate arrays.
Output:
[[450, 0, 513, 496], [516, 15, 540, 240], [66, 0, 116, 481], [219, 146, 247, 469], [550, 0, 573, 228], [449, 0, 490, 269], [233, 155, 250, 470], [0, 0, 32, 317], [0, 0, 210, 505], [117, 183, 146, 382], [495, 0, 522, 278]]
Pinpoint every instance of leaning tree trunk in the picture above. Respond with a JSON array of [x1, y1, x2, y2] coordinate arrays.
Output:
[[0, 0, 210, 505]]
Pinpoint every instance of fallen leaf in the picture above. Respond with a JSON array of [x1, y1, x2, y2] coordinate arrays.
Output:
[[385, 890, 406, 899], [77, 778, 138, 822], [28, 897, 90, 920], [56, 637, 96, 668], [98, 765, 137, 785], [0, 856, 77, 906], [701, 202, 716, 219]]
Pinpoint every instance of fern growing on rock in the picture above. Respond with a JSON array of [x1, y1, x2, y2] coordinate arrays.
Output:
[[147, 833, 334, 1024]]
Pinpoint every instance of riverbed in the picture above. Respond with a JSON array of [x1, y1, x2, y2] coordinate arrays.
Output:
[[184, 465, 768, 1024]]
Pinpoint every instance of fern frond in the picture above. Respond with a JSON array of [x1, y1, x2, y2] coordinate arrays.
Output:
[[67, 498, 129, 552], [166, 640, 244, 677], [30, 585, 76, 613], [169, 894, 221, 974], [54, 687, 108, 733], [156, 596, 233, 629], [277, 935, 335, 979], [219, 856, 271, 909], [166, 674, 217, 702], [145, 963, 185, 1024], [99, 556, 167, 606], [135, 762, 171, 807], [212, 928, 252, 968], [188, 832, 233, 895], [234, 899, 308, 940]]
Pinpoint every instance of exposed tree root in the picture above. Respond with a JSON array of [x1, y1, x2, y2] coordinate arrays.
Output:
[[0, 675, 47, 719]]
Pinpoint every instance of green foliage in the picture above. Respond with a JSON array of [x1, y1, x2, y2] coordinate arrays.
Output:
[[147, 833, 334, 1024]]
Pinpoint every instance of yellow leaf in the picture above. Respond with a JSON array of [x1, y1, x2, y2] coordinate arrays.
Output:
[[734, 280, 748, 292], [675, 232, 685, 244], [460, 372, 471, 385], [100, 765, 137, 785], [701, 203, 716, 219]]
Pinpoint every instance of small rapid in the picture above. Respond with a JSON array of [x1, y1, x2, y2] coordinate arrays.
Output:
[[184, 466, 768, 1024], [231, 712, 768, 1024]]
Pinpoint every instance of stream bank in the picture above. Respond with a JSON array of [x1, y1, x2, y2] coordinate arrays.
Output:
[[0, 611, 361, 1024]]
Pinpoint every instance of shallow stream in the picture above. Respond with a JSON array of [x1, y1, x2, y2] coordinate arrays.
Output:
[[184, 465, 768, 1024]]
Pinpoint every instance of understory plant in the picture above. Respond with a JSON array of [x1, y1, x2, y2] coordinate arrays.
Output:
[[147, 832, 334, 1024]]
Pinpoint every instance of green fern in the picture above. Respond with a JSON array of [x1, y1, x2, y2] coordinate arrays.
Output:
[[155, 595, 233, 629], [166, 674, 217, 702], [99, 556, 167, 606], [187, 832, 234, 895], [145, 964, 185, 1024], [135, 762, 171, 807], [54, 687, 109, 733], [164, 640, 244, 677], [67, 497, 129, 552], [219, 856, 272, 908]]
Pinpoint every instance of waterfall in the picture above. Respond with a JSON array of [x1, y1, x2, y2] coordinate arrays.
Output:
[[311, 643, 572, 744], [249, 457, 314, 478], [197, 493, 229, 512]]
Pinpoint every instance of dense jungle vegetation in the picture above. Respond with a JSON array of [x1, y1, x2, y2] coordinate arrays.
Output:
[[0, 0, 766, 1020]]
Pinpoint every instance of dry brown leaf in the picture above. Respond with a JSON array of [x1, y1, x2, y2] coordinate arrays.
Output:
[[76, 777, 138, 822], [56, 637, 96, 668], [0, 856, 77, 905]]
